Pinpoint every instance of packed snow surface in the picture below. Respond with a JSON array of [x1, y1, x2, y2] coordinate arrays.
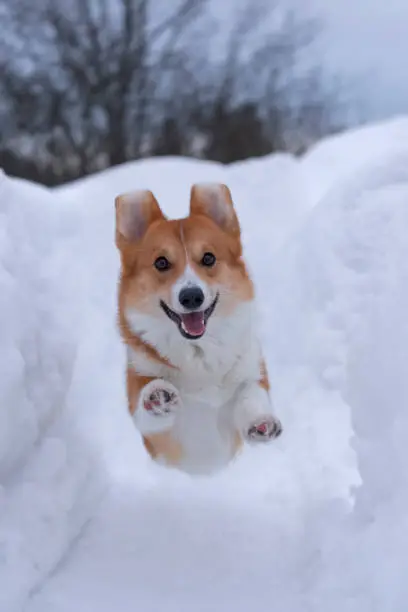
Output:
[[1, 116, 408, 611]]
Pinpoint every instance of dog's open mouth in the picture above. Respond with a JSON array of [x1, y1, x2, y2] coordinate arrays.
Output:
[[160, 294, 219, 340]]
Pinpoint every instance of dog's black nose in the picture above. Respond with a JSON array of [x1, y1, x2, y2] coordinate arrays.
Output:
[[179, 286, 205, 310]]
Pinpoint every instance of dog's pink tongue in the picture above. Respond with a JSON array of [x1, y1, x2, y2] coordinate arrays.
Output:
[[181, 312, 205, 336]]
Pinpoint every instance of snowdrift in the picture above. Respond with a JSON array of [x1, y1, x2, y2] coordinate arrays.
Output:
[[303, 115, 408, 200], [305, 152, 408, 610], [0, 172, 114, 610], [1, 116, 408, 611]]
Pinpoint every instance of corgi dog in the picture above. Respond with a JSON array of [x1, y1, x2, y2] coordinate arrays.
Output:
[[115, 183, 282, 475]]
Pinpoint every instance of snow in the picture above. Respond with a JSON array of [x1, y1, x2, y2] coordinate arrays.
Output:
[[303, 115, 408, 201], [0, 172, 110, 611], [1, 117, 408, 611], [307, 154, 408, 611]]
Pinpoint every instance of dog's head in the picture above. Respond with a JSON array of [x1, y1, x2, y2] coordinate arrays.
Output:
[[116, 183, 253, 343]]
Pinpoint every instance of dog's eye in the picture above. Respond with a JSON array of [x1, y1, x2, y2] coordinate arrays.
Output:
[[154, 256, 171, 271], [201, 252, 216, 267]]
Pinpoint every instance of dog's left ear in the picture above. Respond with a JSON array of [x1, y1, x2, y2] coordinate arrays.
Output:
[[189, 183, 240, 238]]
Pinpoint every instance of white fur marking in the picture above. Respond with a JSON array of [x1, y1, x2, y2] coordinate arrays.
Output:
[[127, 347, 164, 377], [170, 264, 214, 312], [233, 382, 273, 435]]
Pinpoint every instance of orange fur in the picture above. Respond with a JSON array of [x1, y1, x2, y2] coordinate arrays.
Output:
[[259, 358, 270, 391], [116, 213, 254, 324], [126, 367, 183, 463]]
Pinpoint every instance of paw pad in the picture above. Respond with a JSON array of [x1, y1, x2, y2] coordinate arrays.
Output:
[[247, 416, 282, 442], [141, 380, 180, 417]]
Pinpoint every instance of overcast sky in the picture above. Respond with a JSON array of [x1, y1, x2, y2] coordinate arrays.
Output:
[[212, 0, 408, 122], [306, 0, 408, 120]]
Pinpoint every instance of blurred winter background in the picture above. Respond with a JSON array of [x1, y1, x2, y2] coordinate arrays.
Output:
[[1, 0, 406, 185]]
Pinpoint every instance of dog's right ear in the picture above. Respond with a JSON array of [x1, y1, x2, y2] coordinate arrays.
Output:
[[115, 190, 165, 248], [189, 183, 240, 239]]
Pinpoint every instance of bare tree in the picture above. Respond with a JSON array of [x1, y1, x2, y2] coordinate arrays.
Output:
[[0, 0, 344, 184], [1, 0, 205, 180]]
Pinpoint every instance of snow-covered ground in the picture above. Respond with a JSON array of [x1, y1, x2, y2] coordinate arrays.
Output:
[[1, 117, 408, 611]]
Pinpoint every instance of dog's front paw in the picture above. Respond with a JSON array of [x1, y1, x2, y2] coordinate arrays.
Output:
[[245, 415, 282, 443], [140, 379, 181, 417], [135, 379, 182, 435]]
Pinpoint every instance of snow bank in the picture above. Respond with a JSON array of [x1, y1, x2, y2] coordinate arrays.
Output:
[[0, 172, 110, 611], [0, 172, 68, 473], [303, 115, 408, 201], [253, 147, 408, 611], [301, 150, 408, 610]]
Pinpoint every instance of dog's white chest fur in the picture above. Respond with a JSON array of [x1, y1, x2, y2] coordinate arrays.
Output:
[[170, 388, 237, 474], [131, 340, 254, 474], [165, 342, 249, 473], [127, 302, 279, 475]]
